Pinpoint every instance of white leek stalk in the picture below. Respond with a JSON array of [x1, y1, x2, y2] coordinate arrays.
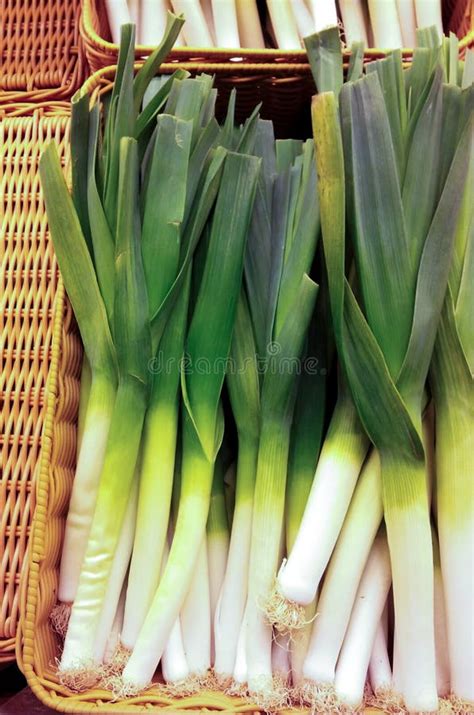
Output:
[[235, 0, 265, 48], [58, 375, 116, 604], [414, 0, 443, 38], [170, 0, 213, 46], [303, 449, 382, 684], [246, 421, 292, 695], [368, 611, 392, 695], [392, 627, 402, 694], [292, 0, 314, 40], [367, 0, 403, 48], [308, 0, 338, 31], [233, 616, 247, 684], [396, 0, 417, 47], [214, 293, 260, 678], [433, 531, 450, 697], [213, 438, 258, 677], [207, 462, 229, 628], [104, 585, 126, 664], [139, 0, 169, 46], [334, 528, 392, 707], [105, 0, 132, 44], [212, 0, 240, 47], [272, 631, 291, 684], [201, 0, 217, 44], [180, 539, 211, 675], [267, 0, 301, 49], [157, 541, 190, 684], [277, 394, 369, 606], [339, 0, 368, 45], [93, 477, 138, 661], [161, 618, 189, 683], [128, 0, 140, 25], [207, 463, 229, 666]]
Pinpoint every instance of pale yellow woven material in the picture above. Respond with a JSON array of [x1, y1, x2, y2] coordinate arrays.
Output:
[[0, 111, 73, 662], [0, 0, 86, 103]]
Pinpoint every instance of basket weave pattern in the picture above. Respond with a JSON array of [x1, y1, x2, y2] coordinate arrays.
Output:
[[0, 113, 73, 661], [0, 0, 86, 102]]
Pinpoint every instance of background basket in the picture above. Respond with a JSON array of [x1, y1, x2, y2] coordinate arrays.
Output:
[[82, 0, 474, 74], [0, 0, 86, 104], [0, 108, 73, 664], [16, 64, 386, 713]]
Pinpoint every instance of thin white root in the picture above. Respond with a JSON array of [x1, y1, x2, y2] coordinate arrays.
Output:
[[103, 675, 150, 700], [366, 686, 405, 713], [50, 603, 71, 638], [100, 643, 131, 678], [264, 581, 309, 633], [295, 679, 366, 713], [57, 659, 101, 692], [441, 694, 474, 715], [247, 674, 291, 712], [224, 679, 249, 698], [159, 674, 204, 697]]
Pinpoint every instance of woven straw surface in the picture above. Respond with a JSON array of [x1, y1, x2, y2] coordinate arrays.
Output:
[[0, 111, 72, 662], [82, 0, 474, 74], [0, 0, 86, 103]]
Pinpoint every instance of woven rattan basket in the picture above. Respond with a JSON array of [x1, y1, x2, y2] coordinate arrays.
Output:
[[82, 0, 474, 73], [0, 0, 86, 104], [14, 63, 388, 712], [0, 107, 73, 664]]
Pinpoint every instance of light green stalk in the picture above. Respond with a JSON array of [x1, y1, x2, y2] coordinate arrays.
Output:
[[207, 453, 230, 633]]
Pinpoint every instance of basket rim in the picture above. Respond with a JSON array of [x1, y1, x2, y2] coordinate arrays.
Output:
[[80, 0, 474, 65]]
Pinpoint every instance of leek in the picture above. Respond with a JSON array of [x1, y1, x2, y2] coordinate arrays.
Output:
[[59, 137, 151, 675], [334, 528, 392, 708], [368, 608, 392, 697], [430, 68, 473, 701], [139, 0, 169, 45], [121, 150, 260, 690], [311, 34, 472, 711], [211, 0, 240, 47], [180, 539, 211, 676], [246, 139, 320, 700], [267, 0, 300, 49], [302, 449, 382, 686], [235, 0, 264, 48], [207, 455, 230, 662]]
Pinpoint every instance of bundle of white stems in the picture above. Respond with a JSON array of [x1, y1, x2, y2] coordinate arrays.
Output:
[[104, 0, 444, 50]]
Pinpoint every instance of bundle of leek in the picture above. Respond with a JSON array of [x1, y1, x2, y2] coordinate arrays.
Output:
[[40, 11, 260, 688], [281, 25, 471, 713]]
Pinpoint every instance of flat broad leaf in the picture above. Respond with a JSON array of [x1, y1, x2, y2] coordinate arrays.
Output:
[[39, 144, 116, 380]]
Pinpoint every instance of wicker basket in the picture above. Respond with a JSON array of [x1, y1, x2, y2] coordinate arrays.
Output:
[[82, 0, 474, 74], [0, 0, 86, 104], [0, 108, 74, 664]]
